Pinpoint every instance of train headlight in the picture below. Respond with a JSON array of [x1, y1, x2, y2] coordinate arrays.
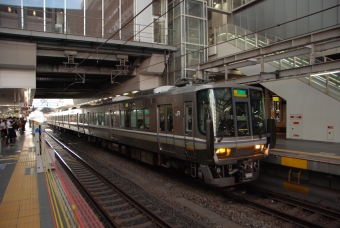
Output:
[[254, 145, 264, 151], [215, 148, 231, 156]]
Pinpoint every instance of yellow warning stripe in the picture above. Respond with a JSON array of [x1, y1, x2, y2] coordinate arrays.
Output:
[[282, 157, 307, 169]]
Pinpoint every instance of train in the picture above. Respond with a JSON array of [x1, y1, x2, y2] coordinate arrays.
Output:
[[47, 79, 274, 187]]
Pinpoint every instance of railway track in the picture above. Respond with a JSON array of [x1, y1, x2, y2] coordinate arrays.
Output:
[[44, 130, 208, 228], [45, 132, 176, 228], [225, 184, 340, 228]]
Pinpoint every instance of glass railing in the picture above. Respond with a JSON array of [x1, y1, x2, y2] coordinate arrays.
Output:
[[0, 7, 171, 45], [209, 23, 340, 101]]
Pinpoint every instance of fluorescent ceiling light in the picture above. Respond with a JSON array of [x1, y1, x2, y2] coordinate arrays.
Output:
[[311, 70, 340, 76]]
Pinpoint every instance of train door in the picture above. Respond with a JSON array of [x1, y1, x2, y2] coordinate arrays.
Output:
[[110, 110, 118, 140], [158, 105, 175, 152], [184, 102, 195, 157]]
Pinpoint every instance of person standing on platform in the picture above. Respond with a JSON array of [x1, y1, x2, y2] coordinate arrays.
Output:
[[6, 117, 14, 145], [0, 119, 6, 140], [0, 118, 5, 157]]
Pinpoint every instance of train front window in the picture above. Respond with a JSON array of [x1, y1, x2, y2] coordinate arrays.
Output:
[[197, 88, 234, 137]]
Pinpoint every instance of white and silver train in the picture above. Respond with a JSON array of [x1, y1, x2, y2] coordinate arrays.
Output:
[[47, 80, 272, 187]]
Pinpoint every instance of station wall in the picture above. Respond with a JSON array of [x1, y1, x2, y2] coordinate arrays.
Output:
[[262, 78, 340, 143]]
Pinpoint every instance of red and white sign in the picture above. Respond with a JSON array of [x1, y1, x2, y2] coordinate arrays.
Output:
[[290, 114, 303, 139]]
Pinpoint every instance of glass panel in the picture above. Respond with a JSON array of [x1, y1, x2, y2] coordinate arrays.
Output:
[[131, 110, 137, 128], [125, 110, 131, 127], [185, 0, 203, 18], [159, 106, 165, 131], [235, 102, 250, 136], [233, 0, 242, 10], [153, 0, 165, 16], [66, 0, 83, 35], [85, 0, 102, 37], [46, 0, 64, 33], [186, 17, 204, 44], [0, 2, 21, 29], [104, 0, 120, 39], [121, 0, 134, 40], [186, 106, 193, 131], [93, 113, 98, 125], [167, 106, 173, 132], [154, 19, 165, 43], [328, 73, 340, 100], [24, 0, 43, 31], [197, 88, 234, 137], [311, 75, 326, 93], [250, 90, 266, 135], [144, 108, 150, 129], [212, 0, 222, 10], [186, 44, 204, 68], [137, 109, 143, 129], [120, 110, 125, 127]]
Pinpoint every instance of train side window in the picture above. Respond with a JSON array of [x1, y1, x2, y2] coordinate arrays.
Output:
[[98, 112, 104, 126], [120, 110, 125, 127], [186, 106, 193, 131], [131, 110, 137, 128], [137, 109, 144, 129], [159, 106, 165, 131], [125, 110, 131, 127], [93, 113, 98, 125], [144, 108, 150, 129]]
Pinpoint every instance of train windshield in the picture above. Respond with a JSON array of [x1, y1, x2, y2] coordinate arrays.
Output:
[[197, 88, 266, 137], [197, 88, 234, 137]]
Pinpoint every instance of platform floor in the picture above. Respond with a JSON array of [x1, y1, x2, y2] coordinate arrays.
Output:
[[0, 126, 103, 228], [264, 133, 340, 172]]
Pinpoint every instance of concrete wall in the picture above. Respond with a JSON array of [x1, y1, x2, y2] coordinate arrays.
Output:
[[262, 78, 340, 143]]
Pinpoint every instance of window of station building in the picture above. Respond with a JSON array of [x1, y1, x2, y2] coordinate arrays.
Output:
[[45, 0, 64, 33], [103, 0, 119, 39], [66, 0, 84, 36], [153, 0, 166, 16], [185, 0, 204, 18]]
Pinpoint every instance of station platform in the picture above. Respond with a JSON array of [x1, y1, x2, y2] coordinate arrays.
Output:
[[0, 126, 103, 228], [262, 133, 340, 200], [264, 133, 340, 174]]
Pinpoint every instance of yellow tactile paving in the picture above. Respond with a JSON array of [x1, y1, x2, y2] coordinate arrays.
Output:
[[0, 137, 41, 228]]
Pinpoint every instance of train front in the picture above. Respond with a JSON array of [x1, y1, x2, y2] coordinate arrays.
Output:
[[197, 86, 269, 187]]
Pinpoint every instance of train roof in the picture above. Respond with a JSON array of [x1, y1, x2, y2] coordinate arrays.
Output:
[[59, 79, 262, 111]]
